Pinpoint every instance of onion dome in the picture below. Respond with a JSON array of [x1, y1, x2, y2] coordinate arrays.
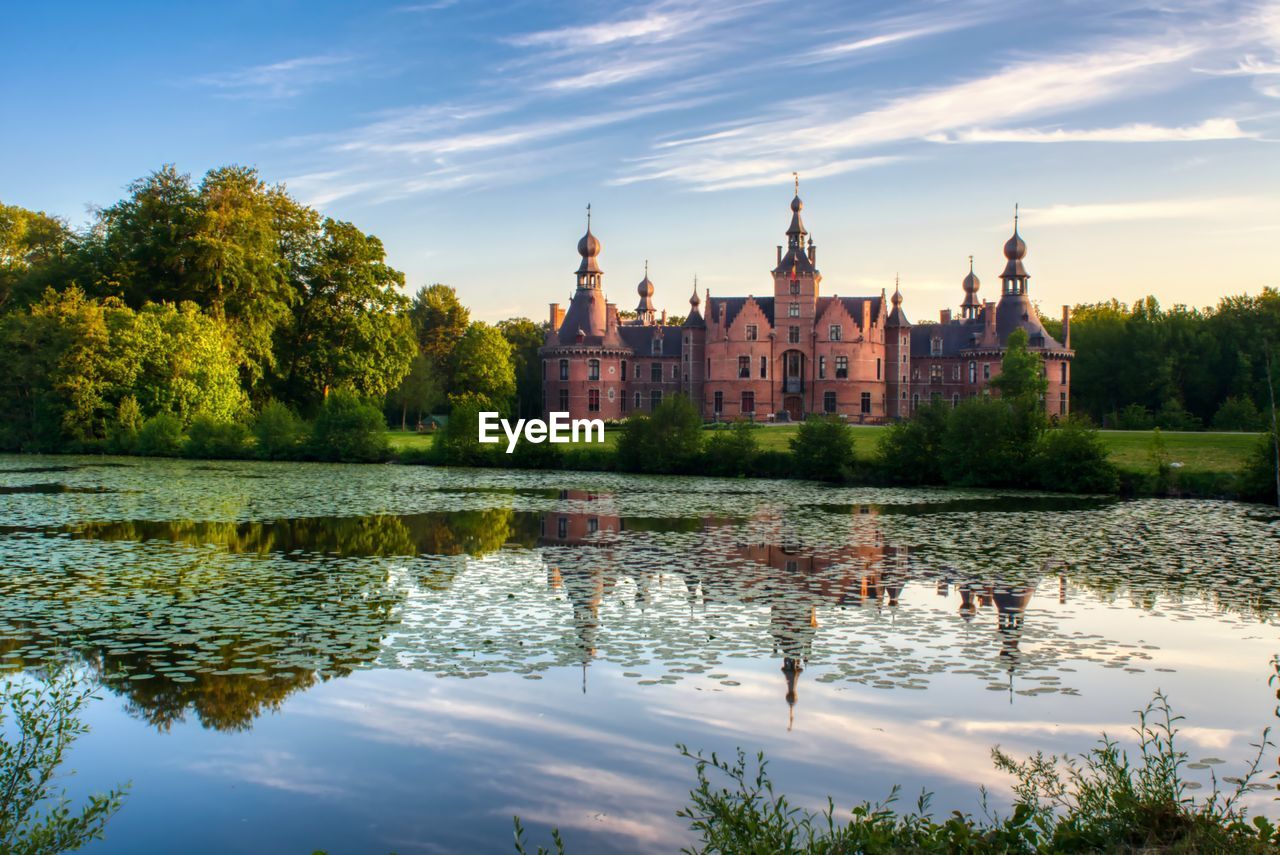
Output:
[[960, 255, 981, 318], [683, 277, 706, 329], [962, 256, 980, 293], [999, 205, 1029, 285], [576, 204, 602, 278], [635, 261, 656, 319], [637, 263, 654, 299], [1003, 230, 1026, 261], [885, 275, 910, 328]]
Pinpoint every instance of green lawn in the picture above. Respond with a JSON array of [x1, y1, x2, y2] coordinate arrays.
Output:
[[387, 425, 1264, 478]]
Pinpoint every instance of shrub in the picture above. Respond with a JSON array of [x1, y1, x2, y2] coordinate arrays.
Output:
[[2, 671, 129, 852], [1034, 417, 1119, 494], [509, 433, 565, 470], [1212, 396, 1264, 432], [702, 421, 759, 477], [1111, 403, 1155, 431], [789, 416, 855, 482], [616, 395, 703, 474], [253, 400, 307, 461], [309, 389, 389, 463], [1155, 398, 1202, 431], [940, 398, 1022, 487], [875, 402, 948, 485], [183, 415, 250, 460], [1237, 430, 1279, 505], [434, 392, 497, 467], [106, 396, 143, 455], [134, 414, 184, 457]]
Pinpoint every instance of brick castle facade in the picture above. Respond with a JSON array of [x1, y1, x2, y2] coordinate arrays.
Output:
[[540, 188, 1072, 422]]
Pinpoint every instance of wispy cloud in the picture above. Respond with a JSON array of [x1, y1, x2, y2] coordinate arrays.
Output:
[[538, 59, 667, 91], [929, 118, 1255, 143], [505, 10, 692, 49], [1019, 195, 1276, 226], [193, 53, 354, 99]]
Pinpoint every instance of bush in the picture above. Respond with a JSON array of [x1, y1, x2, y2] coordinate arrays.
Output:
[[134, 414, 184, 457], [2, 671, 129, 852], [789, 416, 855, 482], [1111, 403, 1155, 431], [1155, 399, 1202, 431], [940, 398, 1022, 487], [509, 433, 565, 470], [183, 415, 250, 460], [1212, 396, 1264, 432], [106, 396, 143, 455], [702, 421, 759, 477], [309, 389, 389, 463], [616, 395, 703, 474], [253, 400, 307, 461], [1034, 417, 1119, 494], [434, 392, 497, 467], [875, 402, 948, 485], [1238, 430, 1279, 504]]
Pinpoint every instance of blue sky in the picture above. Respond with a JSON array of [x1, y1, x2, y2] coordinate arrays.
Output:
[[3, 0, 1278, 323]]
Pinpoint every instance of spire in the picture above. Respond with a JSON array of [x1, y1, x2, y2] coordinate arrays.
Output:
[[1000, 205, 1029, 295], [683, 274, 706, 328], [961, 253, 981, 318], [635, 261, 656, 324], [576, 202, 603, 286]]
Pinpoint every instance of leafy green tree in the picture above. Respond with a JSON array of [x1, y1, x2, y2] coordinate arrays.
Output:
[[275, 219, 414, 407], [309, 389, 390, 462], [940, 398, 1019, 487], [135, 414, 185, 456], [789, 416, 856, 482], [107, 396, 143, 454], [184, 416, 251, 459], [452, 322, 515, 414], [389, 352, 444, 430], [1238, 430, 1278, 505], [617, 395, 703, 474], [497, 317, 546, 419], [875, 401, 948, 485], [409, 283, 470, 392], [2, 672, 128, 854], [0, 202, 73, 310]]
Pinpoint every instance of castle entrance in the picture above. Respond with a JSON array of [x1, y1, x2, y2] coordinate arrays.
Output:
[[784, 396, 803, 421]]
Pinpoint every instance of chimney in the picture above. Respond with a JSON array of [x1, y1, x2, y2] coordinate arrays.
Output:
[[940, 308, 952, 324], [984, 301, 996, 343], [661, 309, 667, 325], [1062, 305, 1071, 348], [606, 302, 617, 330], [777, 246, 783, 265], [549, 302, 562, 329], [862, 299, 871, 331]]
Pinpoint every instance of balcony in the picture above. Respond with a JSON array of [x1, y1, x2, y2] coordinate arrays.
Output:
[[783, 379, 804, 394]]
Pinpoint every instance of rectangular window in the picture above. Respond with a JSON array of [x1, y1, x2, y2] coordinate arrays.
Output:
[[741, 391, 755, 413], [620, 391, 628, 412], [738, 355, 750, 378], [651, 390, 662, 409], [829, 324, 842, 341], [672, 364, 679, 381], [588, 389, 600, 412], [745, 324, 758, 341], [983, 363, 991, 380], [588, 517, 598, 534], [634, 391, 641, 409], [789, 280, 800, 295], [621, 360, 627, 380], [651, 339, 662, 355], [650, 363, 662, 382], [559, 359, 569, 381], [789, 326, 800, 344], [588, 359, 600, 381], [542, 360, 547, 379], [1060, 391, 1067, 414], [952, 365, 960, 381], [759, 355, 767, 378], [823, 391, 836, 413], [968, 361, 977, 384], [952, 394, 960, 408], [876, 357, 881, 380], [558, 388, 569, 410], [930, 364, 943, 383], [789, 302, 800, 318], [557, 517, 567, 539], [1060, 362, 1067, 383], [713, 391, 723, 413], [835, 356, 848, 379], [860, 392, 871, 414], [931, 338, 943, 356], [818, 355, 826, 379]]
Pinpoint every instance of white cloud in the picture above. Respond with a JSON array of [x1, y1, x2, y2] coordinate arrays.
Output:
[[1019, 196, 1276, 226], [193, 54, 353, 99], [538, 59, 667, 91], [506, 10, 690, 49], [929, 118, 1255, 143]]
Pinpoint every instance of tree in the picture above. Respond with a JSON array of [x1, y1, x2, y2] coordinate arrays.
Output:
[[0, 202, 73, 310], [276, 218, 415, 407], [497, 317, 546, 419], [1211, 396, 1263, 431], [703, 421, 759, 477], [940, 398, 1020, 487], [875, 400, 948, 485], [389, 352, 443, 430], [309, 389, 390, 462], [789, 416, 856, 482], [409, 284, 470, 392], [452, 322, 515, 413], [1034, 417, 1118, 493], [617, 396, 703, 474], [992, 327, 1048, 464]]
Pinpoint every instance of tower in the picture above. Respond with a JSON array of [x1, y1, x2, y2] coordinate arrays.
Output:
[[683, 278, 706, 408], [960, 255, 981, 319], [884, 278, 911, 418], [635, 261, 656, 326]]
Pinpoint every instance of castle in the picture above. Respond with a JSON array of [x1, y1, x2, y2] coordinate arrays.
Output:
[[540, 185, 1072, 423]]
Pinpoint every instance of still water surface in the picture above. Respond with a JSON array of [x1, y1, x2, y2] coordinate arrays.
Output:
[[1, 456, 1278, 853]]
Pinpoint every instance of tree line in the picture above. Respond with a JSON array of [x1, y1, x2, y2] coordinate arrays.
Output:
[[0, 165, 545, 453]]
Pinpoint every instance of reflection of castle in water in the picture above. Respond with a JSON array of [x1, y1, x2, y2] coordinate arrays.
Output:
[[538, 492, 1052, 721]]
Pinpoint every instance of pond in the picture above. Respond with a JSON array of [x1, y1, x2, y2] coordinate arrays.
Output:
[[1, 455, 1278, 853]]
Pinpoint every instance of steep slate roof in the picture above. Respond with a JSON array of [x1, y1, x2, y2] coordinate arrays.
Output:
[[817, 295, 882, 326], [617, 325, 683, 357], [713, 296, 775, 329]]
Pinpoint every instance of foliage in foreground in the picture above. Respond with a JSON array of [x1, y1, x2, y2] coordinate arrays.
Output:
[[1, 671, 129, 855], [518, 693, 1277, 853]]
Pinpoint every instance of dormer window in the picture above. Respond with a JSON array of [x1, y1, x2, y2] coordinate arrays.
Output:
[[931, 337, 943, 356], [651, 338, 662, 355]]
